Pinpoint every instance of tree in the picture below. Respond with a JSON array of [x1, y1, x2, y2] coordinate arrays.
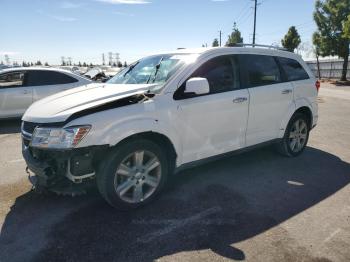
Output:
[[78, 61, 82, 67], [281, 26, 301, 52], [35, 60, 42, 66], [44, 62, 49, 66], [212, 38, 219, 47], [313, 0, 350, 81], [117, 61, 123, 68], [124, 61, 128, 67], [83, 62, 87, 67], [226, 23, 243, 46], [312, 32, 322, 79], [344, 14, 350, 38]]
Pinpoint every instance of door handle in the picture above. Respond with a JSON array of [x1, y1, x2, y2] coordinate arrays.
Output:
[[281, 89, 292, 94], [232, 97, 248, 103]]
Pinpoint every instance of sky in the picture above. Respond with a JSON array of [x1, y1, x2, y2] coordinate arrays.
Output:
[[0, 0, 318, 65]]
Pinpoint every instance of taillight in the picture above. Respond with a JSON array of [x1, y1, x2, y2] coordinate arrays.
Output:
[[315, 80, 320, 92]]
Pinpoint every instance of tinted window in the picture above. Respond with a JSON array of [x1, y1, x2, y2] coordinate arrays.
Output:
[[278, 57, 309, 81], [0, 72, 25, 88], [191, 56, 240, 94], [242, 55, 281, 87], [26, 70, 78, 86]]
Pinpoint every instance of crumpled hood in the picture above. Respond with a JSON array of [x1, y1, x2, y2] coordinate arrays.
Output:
[[22, 83, 154, 123]]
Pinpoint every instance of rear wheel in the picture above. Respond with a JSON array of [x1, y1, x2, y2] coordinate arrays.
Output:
[[97, 139, 169, 209], [276, 113, 310, 157]]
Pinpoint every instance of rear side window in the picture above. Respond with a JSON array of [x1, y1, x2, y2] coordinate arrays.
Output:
[[277, 57, 310, 81], [0, 72, 25, 88], [26, 70, 78, 86], [241, 54, 281, 87], [191, 55, 240, 94]]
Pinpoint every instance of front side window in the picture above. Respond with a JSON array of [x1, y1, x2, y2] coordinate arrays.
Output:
[[190, 56, 240, 94], [108, 54, 196, 88], [26, 71, 78, 86], [278, 57, 310, 81], [242, 55, 281, 87], [0, 72, 25, 88]]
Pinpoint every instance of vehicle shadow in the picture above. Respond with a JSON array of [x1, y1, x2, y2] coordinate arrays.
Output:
[[0, 147, 349, 261], [0, 119, 21, 134]]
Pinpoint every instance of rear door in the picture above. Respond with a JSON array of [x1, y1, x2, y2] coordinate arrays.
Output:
[[240, 54, 294, 146], [0, 71, 33, 118], [26, 70, 80, 102]]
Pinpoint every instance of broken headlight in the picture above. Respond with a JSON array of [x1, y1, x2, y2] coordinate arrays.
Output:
[[31, 126, 91, 149]]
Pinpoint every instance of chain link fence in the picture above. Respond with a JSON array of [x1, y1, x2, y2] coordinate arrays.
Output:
[[306, 59, 350, 79]]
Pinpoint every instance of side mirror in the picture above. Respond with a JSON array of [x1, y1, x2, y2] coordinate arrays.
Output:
[[185, 77, 210, 95]]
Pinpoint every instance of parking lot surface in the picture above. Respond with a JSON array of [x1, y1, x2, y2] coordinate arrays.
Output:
[[0, 83, 349, 262]]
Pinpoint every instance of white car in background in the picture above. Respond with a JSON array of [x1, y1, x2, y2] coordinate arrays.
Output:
[[0, 67, 91, 119]]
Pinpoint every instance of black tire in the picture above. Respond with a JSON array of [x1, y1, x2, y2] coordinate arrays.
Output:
[[276, 113, 310, 157], [97, 138, 169, 209]]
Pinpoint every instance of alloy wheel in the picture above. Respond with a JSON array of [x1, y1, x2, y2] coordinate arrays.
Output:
[[289, 119, 308, 153], [113, 150, 161, 203]]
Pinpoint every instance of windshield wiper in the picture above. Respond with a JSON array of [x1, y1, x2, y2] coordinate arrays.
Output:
[[123, 61, 139, 77], [147, 57, 164, 84]]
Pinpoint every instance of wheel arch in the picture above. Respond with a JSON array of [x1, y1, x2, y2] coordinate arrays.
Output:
[[294, 106, 313, 128], [111, 131, 178, 173], [278, 103, 314, 138]]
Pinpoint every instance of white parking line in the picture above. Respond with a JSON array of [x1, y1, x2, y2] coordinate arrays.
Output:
[[133, 207, 224, 243], [323, 228, 341, 243], [8, 159, 24, 163]]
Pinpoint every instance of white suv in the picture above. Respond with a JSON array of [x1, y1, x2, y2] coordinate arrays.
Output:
[[21, 46, 319, 209]]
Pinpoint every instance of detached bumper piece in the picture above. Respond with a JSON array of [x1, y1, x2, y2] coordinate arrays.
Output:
[[22, 145, 107, 196]]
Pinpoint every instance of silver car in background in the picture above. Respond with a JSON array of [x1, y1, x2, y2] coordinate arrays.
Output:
[[0, 67, 91, 119]]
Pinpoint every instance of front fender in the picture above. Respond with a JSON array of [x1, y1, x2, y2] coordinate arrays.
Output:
[[89, 117, 183, 166]]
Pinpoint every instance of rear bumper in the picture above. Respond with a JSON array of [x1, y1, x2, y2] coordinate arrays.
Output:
[[311, 101, 318, 127]]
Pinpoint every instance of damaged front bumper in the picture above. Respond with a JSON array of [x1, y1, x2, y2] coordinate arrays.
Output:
[[22, 143, 108, 195]]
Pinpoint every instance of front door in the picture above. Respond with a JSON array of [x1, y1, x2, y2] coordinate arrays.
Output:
[[174, 55, 249, 164], [0, 71, 32, 118], [26, 70, 80, 102]]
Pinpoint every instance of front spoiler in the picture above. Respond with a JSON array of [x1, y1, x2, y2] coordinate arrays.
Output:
[[22, 147, 50, 175], [22, 146, 95, 196], [23, 147, 52, 188]]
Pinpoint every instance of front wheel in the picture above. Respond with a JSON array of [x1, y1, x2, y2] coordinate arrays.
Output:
[[97, 139, 169, 209], [276, 113, 310, 157]]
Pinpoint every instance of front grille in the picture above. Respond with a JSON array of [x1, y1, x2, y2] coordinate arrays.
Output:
[[23, 138, 30, 147], [22, 121, 64, 135], [22, 121, 39, 134]]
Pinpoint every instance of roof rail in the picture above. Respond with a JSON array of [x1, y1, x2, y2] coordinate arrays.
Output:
[[230, 43, 289, 51]]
